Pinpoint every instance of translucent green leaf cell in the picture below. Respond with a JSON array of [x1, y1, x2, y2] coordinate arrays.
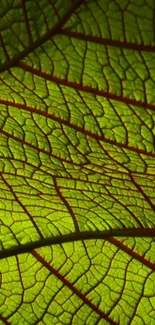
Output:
[[0, 1, 155, 324]]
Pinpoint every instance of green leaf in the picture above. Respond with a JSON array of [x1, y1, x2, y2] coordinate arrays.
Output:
[[0, 0, 155, 324]]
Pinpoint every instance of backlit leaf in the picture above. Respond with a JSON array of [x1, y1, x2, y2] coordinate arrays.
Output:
[[0, 0, 155, 324]]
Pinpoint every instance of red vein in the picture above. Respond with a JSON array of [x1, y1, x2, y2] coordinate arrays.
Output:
[[109, 237, 155, 271], [0, 129, 82, 166], [18, 62, 155, 111], [1, 174, 44, 239], [0, 314, 11, 325], [130, 174, 155, 212], [61, 30, 155, 52], [1, 98, 155, 159], [32, 250, 117, 325]]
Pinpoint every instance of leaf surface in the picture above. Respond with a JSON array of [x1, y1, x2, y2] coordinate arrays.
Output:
[[0, 0, 155, 324]]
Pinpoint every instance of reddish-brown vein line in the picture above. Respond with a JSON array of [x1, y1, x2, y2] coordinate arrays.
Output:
[[1, 99, 155, 158], [0, 0, 85, 73], [32, 250, 117, 325], [61, 30, 155, 52], [130, 174, 155, 212], [108, 237, 155, 271], [53, 177, 79, 232], [0, 314, 11, 325], [0, 129, 83, 166], [18, 62, 155, 112], [1, 174, 44, 239]]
